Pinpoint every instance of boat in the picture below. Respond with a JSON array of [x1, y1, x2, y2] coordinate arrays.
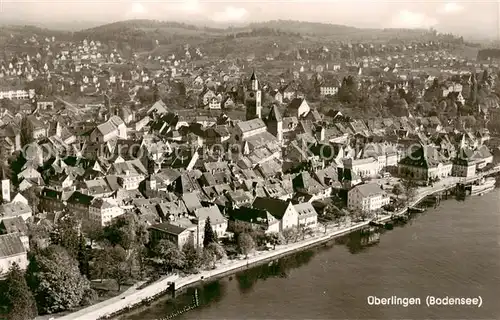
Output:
[[470, 177, 496, 196], [408, 206, 425, 213]]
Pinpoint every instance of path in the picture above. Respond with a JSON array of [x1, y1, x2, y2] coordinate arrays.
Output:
[[52, 177, 465, 320]]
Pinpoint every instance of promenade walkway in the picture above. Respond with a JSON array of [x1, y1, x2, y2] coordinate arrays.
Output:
[[52, 176, 466, 320]]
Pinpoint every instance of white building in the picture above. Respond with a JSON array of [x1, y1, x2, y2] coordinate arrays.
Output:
[[89, 198, 125, 226], [344, 157, 380, 178], [0, 233, 28, 277], [90, 116, 127, 143], [294, 202, 318, 228], [0, 202, 33, 222], [348, 183, 390, 212], [0, 88, 35, 100]]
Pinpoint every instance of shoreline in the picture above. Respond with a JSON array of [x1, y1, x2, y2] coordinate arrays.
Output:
[[51, 180, 460, 320]]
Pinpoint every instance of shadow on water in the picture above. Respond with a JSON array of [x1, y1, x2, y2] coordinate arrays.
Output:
[[119, 204, 442, 320], [236, 249, 316, 293]]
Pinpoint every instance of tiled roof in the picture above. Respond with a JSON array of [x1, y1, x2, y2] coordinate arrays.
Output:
[[236, 118, 266, 133], [149, 222, 187, 236], [252, 197, 290, 219], [352, 183, 385, 197], [0, 233, 26, 258]]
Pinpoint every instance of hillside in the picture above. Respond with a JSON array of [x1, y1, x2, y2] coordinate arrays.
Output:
[[0, 25, 72, 44], [247, 20, 439, 42], [0, 19, 471, 61], [477, 48, 500, 61]]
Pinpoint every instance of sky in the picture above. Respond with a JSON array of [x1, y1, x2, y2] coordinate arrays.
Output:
[[0, 0, 499, 40]]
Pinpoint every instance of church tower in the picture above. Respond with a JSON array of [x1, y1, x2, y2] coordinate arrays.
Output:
[[266, 104, 283, 143], [1, 166, 10, 203], [245, 70, 262, 120]]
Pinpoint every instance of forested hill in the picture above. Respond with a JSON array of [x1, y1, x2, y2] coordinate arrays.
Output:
[[477, 49, 500, 61]]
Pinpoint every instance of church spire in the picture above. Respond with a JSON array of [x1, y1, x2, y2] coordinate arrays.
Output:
[[250, 69, 257, 81], [250, 69, 259, 91]]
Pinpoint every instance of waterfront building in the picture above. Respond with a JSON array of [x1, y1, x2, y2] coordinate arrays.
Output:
[[452, 148, 477, 178], [293, 202, 318, 228], [251, 197, 299, 232], [398, 144, 452, 181], [347, 183, 390, 212], [148, 222, 192, 249]]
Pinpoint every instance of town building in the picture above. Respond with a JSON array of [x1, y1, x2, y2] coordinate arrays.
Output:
[[348, 183, 390, 212]]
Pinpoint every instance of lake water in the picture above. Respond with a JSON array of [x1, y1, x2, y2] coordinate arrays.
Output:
[[119, 190, 500, 320]]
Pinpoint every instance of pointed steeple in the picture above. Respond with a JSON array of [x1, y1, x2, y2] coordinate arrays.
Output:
[[250, 69, 257, 81], [250, 69, 259, 91], [267, 104, 282, 122]]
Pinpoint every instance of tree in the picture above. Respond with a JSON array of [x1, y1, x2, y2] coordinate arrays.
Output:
[[282, 229, 298, 244], [50, 217, 80, 258], [77, 234, 90, 277], [202, 249, 216, 270], [0, 264, 37, 320], [401, 178, 417, 204], [109, 261, 129, 292], [238, 233, 255, 259], [152, 240, 185, 273], [107, 246, 129, 290], [203, 217, 217, 247], [392, 183, 404, 199], [204, 242, 226, 268], [27, 219, 53, 251], [299, 227, 314, 240], [93, 246, 114, 282], [338, 75, 360, 104], [267, 232, 285, 249], [103, 214, 148, 278], [81, 219, 103, 247], [182, 241, 202, 273], [26, 245, 94, 314]]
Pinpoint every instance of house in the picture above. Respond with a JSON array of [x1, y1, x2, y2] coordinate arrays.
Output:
[[0, 217, 28, 235], [271, 90, 283, 104], [285, 98, 310, 118], [293, 202, 318, 229], [293, 171, 331, 201], [0, 233, 28, 276], [148, 222, 192, 249], [281, 85, 297, 101], [251, 197, 299, 231], [37, 99, 54, 110], [26, 115, 47, 140], [0, 217, 29, 251], [471, 145, 493, 169], [148, 100, 169, 115], [319, 79, 340, 96], [89, 197, 125, 226], [90, 116, 127, 143], [227, 207, 280, 234], [110, 160, 147, 190], [198, 88, 217, 106], [0, 202, 32, 222], [348, 183, 390, 212], [193, 205, 227, 238], [208, 96, 222, 110], [233, 118, 267, 142]]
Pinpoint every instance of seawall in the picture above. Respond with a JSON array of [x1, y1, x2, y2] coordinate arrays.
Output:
[[53, 181, 459, 320]]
